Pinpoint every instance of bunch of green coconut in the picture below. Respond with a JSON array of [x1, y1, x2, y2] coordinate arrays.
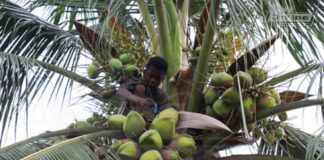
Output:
[[66, 112, 113, 131], [107, 107, 195, 160], [86, 53, 142, 100], [86, 53, 140, 80], [251, 118, 286, 145], [204, 67, 282, 128]]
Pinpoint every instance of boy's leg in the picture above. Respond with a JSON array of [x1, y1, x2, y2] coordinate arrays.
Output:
[[134, 84, 146, 98], [131, 83, 146, 112], [133, 84, 153, 120]]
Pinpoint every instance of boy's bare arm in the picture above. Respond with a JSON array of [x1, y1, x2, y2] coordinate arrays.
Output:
[[116, 87, 154, 107]]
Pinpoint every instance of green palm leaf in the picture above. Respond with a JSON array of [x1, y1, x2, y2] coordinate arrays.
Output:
[[22, 138, 98, 160], [0, 0, 144, 145], [0, 139, 45, 160], [257, 125, 324, 159], [305, 127, 324, 160], [225, 0, 323, 66], [21, 130, 123, 160], [0, 0, 101, 145], [0, 129, 123, 160], [0, 127, 106, 160], [0, 50, 104, 145]]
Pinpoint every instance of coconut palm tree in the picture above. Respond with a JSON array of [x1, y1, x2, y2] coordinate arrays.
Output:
[[0, 0, 323, 159]]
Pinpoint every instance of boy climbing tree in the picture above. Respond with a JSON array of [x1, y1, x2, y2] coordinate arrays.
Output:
[[116, 56, 171, 120]]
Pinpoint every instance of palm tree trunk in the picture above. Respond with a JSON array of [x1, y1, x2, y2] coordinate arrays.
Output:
[[153, 0, 179, 105], [179, 0, 190, 69], [187, 0, 222, 112]]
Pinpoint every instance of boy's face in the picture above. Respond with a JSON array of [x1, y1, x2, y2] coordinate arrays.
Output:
[[144, 66, 165, 88]]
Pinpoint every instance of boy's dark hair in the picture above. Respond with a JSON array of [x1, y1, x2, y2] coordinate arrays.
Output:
[[146, 56, 168, 74]]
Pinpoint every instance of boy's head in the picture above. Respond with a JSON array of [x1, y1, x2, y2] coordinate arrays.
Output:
[[144, 56, 168, 88]]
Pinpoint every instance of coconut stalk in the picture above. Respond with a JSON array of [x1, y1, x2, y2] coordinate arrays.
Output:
[[164, 0, 181, 68], [264, 63, 323, 86], [179, 0, 189, 68], [187, 0, 222, 112], [137, 0, 159, 54], [179, 0, 189, 45], [255, 99, 324, 120], [153, 0, 179, 105]]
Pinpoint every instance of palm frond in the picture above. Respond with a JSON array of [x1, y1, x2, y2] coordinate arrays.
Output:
[[177, 111, 232, 132], [0, 127, 103, 159], [305, 127, 324, 160], [283, 0, 324, 64], [19, 0, 131, 28], [18, 0, 145, 37], [257, 125, 324, 159], [0, 129, 123, 160], [264, 0, 323, 65], [0, 1, 86, 145], [21, 130, 123, 160], [0, 139, 46, 160], [225, 0, 323, 67], [0, 52, 103, 144]]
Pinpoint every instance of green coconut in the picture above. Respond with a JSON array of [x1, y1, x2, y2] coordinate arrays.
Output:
[[221, 87, 240, 105], [238, 97, 255, 121], [150, 117, 175, 145], [194, 46, 201, 55], [188, 57, 198, 65], [210, 72, 234, 88], [205, 105, 218, 118], [212, 99, 232, 119], [160, 149, 181, 160], [275, 127, 285, 140], [74, 121, 92, 128], [269, 88, 281, 104], [123, 111, 146, 139], [101, 87, 117, 99], [265, 132, 276, 145], [140, 150, 163, 160], [256, 94, 276, 110], [111, 139, 132, 152], [169, 134, 196, 158], [110, 58, 123, 72], [248, 67, 268, 84], [139, 129, 163, 151], [87, 62, 100, 79], [155, 107, 179, 125], [204, 86, 220, 105], [124, 64, 139, 75], [119, 53, 134, 65], [117, 141, 141, 160], [107, 114, 126, 130], [233, 71, 253, 89], [278, 112, 288, 121]]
